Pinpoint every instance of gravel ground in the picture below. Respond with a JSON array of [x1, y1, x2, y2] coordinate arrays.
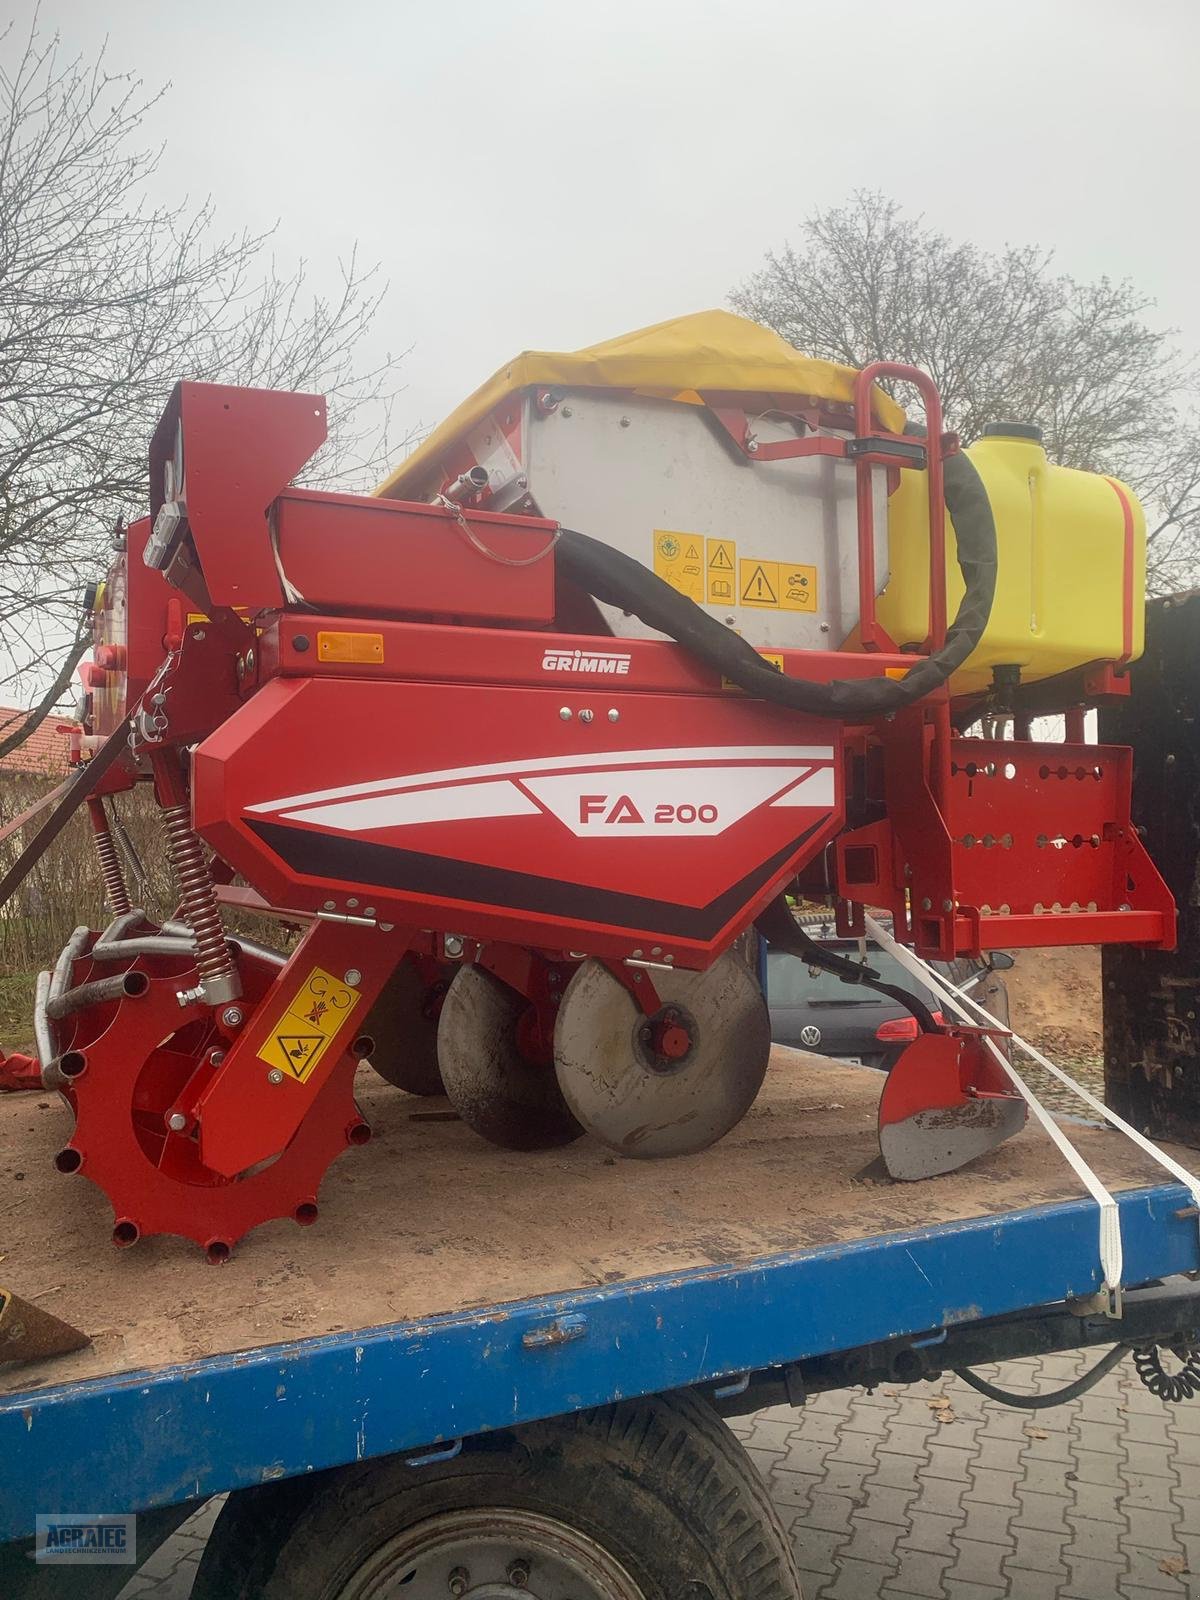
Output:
[[1009, 1042, 1106, 1119]]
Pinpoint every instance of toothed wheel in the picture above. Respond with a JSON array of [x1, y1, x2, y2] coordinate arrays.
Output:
[[437, 964, 584, 1150], [363, 954, 450, 1096], [53, 944, 366, 1260], [552, 952, 770, 1158]]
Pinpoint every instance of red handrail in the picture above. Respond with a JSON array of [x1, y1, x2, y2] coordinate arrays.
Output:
[[852, 363, 947, 654]]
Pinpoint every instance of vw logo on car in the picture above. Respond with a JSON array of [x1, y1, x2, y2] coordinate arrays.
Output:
[[799, 1024, 822, 1048]]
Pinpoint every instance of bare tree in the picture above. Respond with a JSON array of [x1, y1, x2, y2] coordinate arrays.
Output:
[[731, 192, 1200, 594], [0, 15, 410, 756]]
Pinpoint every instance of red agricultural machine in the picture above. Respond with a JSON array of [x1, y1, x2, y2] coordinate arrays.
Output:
[[2, 311, 1175, 1258]]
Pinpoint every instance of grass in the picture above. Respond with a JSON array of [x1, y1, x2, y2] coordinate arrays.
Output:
[[0, 967, 36, 1053]]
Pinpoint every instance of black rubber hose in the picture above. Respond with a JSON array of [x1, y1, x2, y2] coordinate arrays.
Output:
[[556, 432, 997, 720], [755, 895, 940, 1033], [956, 1344, 1128, 1408]]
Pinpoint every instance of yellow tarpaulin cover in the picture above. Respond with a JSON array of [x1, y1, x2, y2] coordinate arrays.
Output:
[[375, 309, 906, 499]]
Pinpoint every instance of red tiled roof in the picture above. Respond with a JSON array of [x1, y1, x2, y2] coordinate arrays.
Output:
[[0, 707, 74, 776]]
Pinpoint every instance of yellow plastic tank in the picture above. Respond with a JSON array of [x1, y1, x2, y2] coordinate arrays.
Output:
[[877, 423, 1144, 694]]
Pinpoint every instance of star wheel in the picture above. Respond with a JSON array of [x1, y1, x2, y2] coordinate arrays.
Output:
[[53, 944, 367, 1261]]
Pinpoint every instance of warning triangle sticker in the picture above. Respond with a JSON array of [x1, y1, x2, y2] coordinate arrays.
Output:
[[277, 1036, 324, 1075], [741, 564, 778, 605], [709, 544, 734, 570], [685, 542, 701, 560]]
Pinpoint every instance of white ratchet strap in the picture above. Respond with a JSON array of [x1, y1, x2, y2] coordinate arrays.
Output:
[[864, 915, 1134, 1305]]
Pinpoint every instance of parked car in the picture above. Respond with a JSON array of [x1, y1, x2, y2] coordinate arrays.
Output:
[[766, 924, 1013, 1070]]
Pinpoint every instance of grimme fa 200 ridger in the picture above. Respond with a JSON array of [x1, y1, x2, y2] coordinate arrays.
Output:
[[6, 312, 1174, 1259]]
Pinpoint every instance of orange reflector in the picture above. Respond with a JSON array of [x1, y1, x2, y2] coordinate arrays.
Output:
[[317, 631, 385, 664], [884, 666, 910, 679]]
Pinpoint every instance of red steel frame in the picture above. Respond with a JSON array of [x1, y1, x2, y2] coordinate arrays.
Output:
[[48, 373, 1172, 1232], [83, 377, 1171, 970]]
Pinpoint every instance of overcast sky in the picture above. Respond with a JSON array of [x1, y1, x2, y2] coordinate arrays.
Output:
[[39, 0, 1200, 457]]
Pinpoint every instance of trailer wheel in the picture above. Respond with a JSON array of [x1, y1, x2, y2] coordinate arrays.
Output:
[[192, 1390, 800, 1600]]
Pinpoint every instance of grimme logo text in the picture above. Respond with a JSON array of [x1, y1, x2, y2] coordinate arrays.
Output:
[[541, 649, 631, 675]]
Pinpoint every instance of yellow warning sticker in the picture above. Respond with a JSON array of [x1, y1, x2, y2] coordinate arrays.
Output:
[[705, 537, 738, 605], [723, 650, 785, 690], [256, 966, 362, 1084], [779, 563, 818, 612], [652, 530, 703, 603], [655, 536, 818, 613], [737, 559, 819, 612], [739, 559, 780, 608]]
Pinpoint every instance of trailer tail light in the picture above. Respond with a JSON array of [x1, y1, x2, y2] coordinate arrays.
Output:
[[876, 1011, 944, 1043]]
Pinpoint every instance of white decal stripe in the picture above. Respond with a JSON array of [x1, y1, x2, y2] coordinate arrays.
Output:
[[247, 745, 835, 815], [770, 767, 837, 807], [282, 779, 540, 832]]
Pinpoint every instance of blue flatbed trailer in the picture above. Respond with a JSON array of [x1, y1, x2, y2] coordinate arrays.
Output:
[[3, 1053, 1199, 1598]]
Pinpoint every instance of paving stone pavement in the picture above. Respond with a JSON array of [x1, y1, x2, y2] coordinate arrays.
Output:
[[115, 1496, 220, 1600], [116, 1351, 1200, 1599]]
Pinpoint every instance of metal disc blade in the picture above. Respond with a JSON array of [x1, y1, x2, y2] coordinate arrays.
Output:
[[437, 964, 584, 1150], [363, 954, 448, 1096], [553, 951, 770, 1159], [879, 1032, 1028, 1180]]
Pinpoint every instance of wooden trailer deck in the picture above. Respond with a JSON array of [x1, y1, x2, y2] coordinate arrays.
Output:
[[0, 1049, 1191, 1398]]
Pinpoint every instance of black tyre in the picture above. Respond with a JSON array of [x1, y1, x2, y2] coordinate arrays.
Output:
[[192, 1391, 801, 1600]]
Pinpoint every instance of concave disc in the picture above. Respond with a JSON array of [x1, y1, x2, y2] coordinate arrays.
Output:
[[437, 964, 584, 1150], [553, 951, 770, 1158], [363, 954, 449, 1096]]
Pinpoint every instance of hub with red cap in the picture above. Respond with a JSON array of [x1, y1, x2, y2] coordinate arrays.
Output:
[[637, 1006, 694, 1068]]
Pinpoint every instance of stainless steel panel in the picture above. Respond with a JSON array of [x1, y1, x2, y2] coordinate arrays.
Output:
[[524, 389, 889, 650]]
